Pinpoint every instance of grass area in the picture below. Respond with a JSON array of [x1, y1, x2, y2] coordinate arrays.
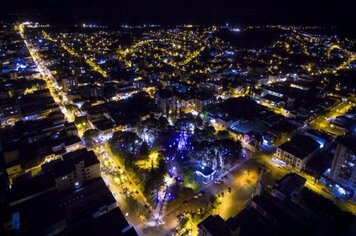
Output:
[[167, 187, 194, 212], [183, 181, 201, 192], [182, 166, 201, 192]]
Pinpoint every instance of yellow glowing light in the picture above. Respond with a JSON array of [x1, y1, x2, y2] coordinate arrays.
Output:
[[164, 174, 175, 186], [114, 177, 121, 184]]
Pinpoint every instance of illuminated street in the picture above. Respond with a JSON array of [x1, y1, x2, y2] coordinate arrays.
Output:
[[0, 6, 355, 235]]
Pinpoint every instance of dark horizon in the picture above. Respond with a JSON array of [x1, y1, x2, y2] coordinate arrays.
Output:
[[2, 0, 356, 27]]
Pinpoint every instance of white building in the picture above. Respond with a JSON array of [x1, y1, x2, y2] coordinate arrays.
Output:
[[275, 134, 319, 171], [329, 137, 356, 200]]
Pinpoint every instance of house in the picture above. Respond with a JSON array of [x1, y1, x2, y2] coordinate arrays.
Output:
[[156, 89, 177, 118], [275, 134, 320, 171], [41, 148, 100, 191], [271, 173, 306, 200], [4, 178, 132, 236], [8, 171, 56, 208], [195, 93, 215, 112], [329, 136, 356, 201]]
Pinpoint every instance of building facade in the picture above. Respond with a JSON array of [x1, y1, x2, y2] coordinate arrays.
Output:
[[329, 137, 356, 199]]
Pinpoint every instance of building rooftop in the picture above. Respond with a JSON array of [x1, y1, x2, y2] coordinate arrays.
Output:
[[90, 208, 134, 236], [7, 178, 122, 235], [279, 134, 320, 159], [273, 173, 306, 198], [9, 171, 56, 207], [337, 136, 356, 153], [197, 215, 226, 236], [157, 89, 174, 99], [62, 148, 100, 167], [225, 207, 280, 236]]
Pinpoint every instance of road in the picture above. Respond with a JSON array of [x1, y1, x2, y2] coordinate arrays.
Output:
[[18, 23, 153, 235], [94, 145, 158, 234], [309, 97, 355, 136]]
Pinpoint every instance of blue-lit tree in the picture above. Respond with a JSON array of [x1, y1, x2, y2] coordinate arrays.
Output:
[[189, 139, 242, 170], [175, 118, 195, 151], [111, 131, 142, 155], [138, 118, 161, 148]]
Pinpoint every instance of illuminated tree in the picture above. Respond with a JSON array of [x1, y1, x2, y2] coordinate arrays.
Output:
[[83, 129, 100, 146], [138, 118, 159, 147], [139, 141, 150, 156], [111, 131, 142, 155], [65, 104, 78, 114], [216, 130, 230, 139], [190, 139, 242, 170], [74, 115, 88, 126], [159, 116, 169, 129], [175, 118, 195, 151], [213, 139, 242, 166], [143, 159, 167, 197], [196, 116, 204, 127]]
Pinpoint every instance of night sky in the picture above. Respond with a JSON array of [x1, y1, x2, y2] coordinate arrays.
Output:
[[1, 0, 356, 26]]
